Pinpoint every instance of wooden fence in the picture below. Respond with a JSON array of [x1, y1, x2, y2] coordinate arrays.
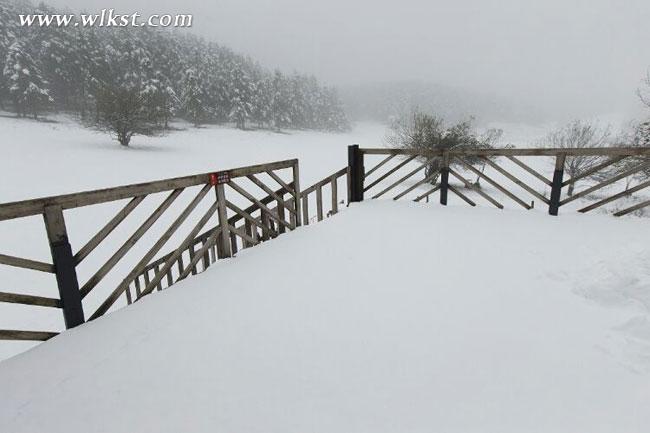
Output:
[[0, 159, 302, 341], [2, 144, 649, 348], [348, 145, 650, 217]]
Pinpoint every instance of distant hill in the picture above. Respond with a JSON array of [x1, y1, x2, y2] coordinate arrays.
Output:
[[339, 80, 548, 126]]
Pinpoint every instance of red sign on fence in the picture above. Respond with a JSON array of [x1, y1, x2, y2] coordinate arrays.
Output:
[[209, 171, 230, 186]]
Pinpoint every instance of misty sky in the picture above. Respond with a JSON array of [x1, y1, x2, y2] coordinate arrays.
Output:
[[46, 0, 650, 119]]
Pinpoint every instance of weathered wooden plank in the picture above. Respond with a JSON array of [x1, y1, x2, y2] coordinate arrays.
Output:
[[300, 168, 347, 196], [578, 179, 650, 213], [449, 168, 504, 209], [246, 174, 297, 217], [481, 157, 550, 204], [363, 155, 418, 192], [448, 185, 477, 206], [360, 147, 650, 157], [561, 156, 626, 187], [316, 186, 324, 221], [265, 170, 294, 194], [302, 195, 309, 226], [414, 184, 441, 202], [0, 253, 54, 273], [560, 160, 650, 206], [505, 156, 552, 186], [229, 224, 260, 246], [331, 178, 338, 215], [74, 195, 146, 264], [614, 199, 650, 217], [225, 200, 273, 239], [0, 159, 297, 221], [291, 161, 302, 227], [364, 154, 396, 178], [0, 330, 58, 341], [455, 157, 531, 209], [0, 292, 61, 308], [177, 227, 223, 281], [372, 159, 432, 199], [393, 172, 440, 201], [80, 188, 183, 298], [228, 180, 292, 230]]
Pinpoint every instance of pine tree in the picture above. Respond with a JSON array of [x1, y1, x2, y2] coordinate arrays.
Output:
[[2, 41, 52, 118]]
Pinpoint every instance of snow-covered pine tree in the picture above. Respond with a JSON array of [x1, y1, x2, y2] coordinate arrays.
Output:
[[180, 68, 207, 127], [2, 41, 53, 118]]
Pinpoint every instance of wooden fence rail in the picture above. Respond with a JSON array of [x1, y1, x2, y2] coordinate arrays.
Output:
[[349, 145, 650, 217], [0, 159, 301, 341]]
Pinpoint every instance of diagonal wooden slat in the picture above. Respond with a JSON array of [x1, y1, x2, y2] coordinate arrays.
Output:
[[0, 330, 59, 341], [578, 179, 650, 213], [228, 224, 259, 247], [560, 160, 650, 206], [414, 184, 441, 202], [265, 170, 294, 194], [481, 157, 550, 204], [75, 195, 146, 264], [448, 185, 477, 206], [614, 199, 650, 217], [373, 159, 433, 199], [505, 156, 552, 186], [132, 200, 221, 303], [246, 174, 297, 217], [228, 180, 292, 230], [363, 155, 418, 192], [80, 188, 184, 298], [225, 200, 273, 238], [562, 156, 626, 187], [85, 183, 208, 301], [177, 226, 223, 281], [455, 158, 531, 209], [449, 168, 504, 209], [365, 154, 396, 178], [0, 253, 54, 273], [394, 171, 440, 201]]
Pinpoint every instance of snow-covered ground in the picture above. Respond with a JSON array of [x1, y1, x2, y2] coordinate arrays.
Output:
[[0, 201, 649, 433]]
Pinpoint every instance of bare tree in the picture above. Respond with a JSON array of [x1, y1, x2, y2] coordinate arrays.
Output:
[[386, 109, 503, 185], [86, 83, 167, 147], [544, 120, 610, 196]]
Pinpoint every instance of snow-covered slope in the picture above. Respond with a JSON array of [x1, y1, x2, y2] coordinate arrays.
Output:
[[1, 201, 649, 433]]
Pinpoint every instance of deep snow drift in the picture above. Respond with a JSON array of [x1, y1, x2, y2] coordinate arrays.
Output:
[[0, 201, 649, 433]]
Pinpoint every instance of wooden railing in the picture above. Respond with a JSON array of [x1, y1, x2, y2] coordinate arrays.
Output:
[[300, 167, 348, 224], [3, 144, 649, 349], [0, 159, 301, 341], [347, 145, 650, 217]]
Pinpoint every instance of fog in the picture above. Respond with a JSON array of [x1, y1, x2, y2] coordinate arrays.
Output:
[[46, 0, 650, 122]]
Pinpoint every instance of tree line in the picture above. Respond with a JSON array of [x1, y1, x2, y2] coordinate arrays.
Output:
[[0, 1, 350, 145]]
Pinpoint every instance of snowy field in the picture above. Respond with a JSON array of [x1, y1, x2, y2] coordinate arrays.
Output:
[[0, 201, 649, 433]]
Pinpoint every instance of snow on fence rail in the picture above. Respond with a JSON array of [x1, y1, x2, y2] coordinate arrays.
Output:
[[0, 159, 311, 341], [348, 145, 650, 216]]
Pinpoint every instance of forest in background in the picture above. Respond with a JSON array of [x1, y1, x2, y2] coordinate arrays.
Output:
[[0, 0, 350, 138]]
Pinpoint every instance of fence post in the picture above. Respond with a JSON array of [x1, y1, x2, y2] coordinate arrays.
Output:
[[439, 151, 450, 205], [348, 144, 364, 203], [292, 160, 302, 226], [548, 154, 566, 216], [43, 206, 85, 329], [215, 184, 232, 258]]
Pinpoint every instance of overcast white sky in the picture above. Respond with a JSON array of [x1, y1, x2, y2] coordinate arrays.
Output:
[[45, 0, 650, 119]]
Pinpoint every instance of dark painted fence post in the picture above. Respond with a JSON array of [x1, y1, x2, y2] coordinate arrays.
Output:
[[548, 154, 566, 216], [439, 151, 450, 205], [348, 144, 364, 203], [43, 206, 85, 329]]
